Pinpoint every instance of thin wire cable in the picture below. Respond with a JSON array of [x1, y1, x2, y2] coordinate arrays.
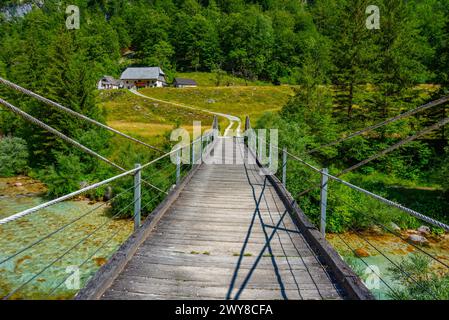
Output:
[[3, 188, 150, 300], [0, 97, 124, 171], [333, 233, 401, 299], [0, 77, 163, 153], [282, 145, 449, 231], [47, 227, 122, 297], [1, 96, 169, 196], [338, 116, 449, 176], [306, 95, 449, 155], [348, 226, 439, 300], [321, 204, 439, 299], [47, 191, 164, 296], [333, 194, 449, 270], [0, 184, 136, 267], [0, 145, 182, 225]]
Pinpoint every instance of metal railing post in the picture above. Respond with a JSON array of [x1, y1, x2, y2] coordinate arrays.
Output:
[[320, 168, 328, 236], [176, 148, 181, 185], [269, 142, 272, 168], [134, 163, 142, 231], [200, 134, 203, 163], [282, 147, 287, 186], [192, 139, 196, 166]]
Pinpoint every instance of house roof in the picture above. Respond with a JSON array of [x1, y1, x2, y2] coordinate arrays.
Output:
[[174, 78, 197, 86], [101, 76, 121, 85], [120, 67, 165, 80]]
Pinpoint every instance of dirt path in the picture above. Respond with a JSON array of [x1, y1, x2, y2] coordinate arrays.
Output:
[[129, 89, 241, 136]]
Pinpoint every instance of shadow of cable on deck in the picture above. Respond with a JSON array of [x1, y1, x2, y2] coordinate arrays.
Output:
[[226, 165, 296, 300]]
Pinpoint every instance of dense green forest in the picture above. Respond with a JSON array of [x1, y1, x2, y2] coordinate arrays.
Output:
[[0, 0, 449, 229]]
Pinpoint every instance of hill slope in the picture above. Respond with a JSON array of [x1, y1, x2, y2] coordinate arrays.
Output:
[[99, 84, 295, 143]]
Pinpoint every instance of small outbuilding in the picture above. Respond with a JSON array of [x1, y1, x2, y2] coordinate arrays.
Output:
[[173, 78, 198, 88], [97, 76, 122, 90]]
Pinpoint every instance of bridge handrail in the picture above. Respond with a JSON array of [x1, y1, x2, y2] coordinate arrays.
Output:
[[0, 77, 163, 153], [283, 149, 449, 232], [0, 131, 214, 225], [246, 129, 449, 231]]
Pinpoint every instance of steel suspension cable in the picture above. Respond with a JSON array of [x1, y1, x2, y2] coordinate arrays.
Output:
[[338, 116, 449, 176], [3, 187, 151, 300], [0, 184, 136, 267], [0, 97, 125, 171], [306, 95, 449, 155], [0, 77, 163, 153], [0, 144, 181, 225], [0, 97, 173, 196]]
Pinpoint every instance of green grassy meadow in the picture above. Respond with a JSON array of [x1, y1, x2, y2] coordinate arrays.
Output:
[[98, 76, 295, 144]]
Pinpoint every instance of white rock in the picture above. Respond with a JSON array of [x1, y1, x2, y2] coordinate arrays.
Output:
[[417, 225, 431, 235], [407, 234, 428, 245], [390, 222, 401, 232], [14, 182, 23, 187]]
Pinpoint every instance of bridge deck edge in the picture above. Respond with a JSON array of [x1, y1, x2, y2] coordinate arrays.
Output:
[[74, 164, 203, 300], [266, 173, 375, 300]]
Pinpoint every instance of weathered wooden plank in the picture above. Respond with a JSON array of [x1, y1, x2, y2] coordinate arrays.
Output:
[[104, 277, 339, 300]]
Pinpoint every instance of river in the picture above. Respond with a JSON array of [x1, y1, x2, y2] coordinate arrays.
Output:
[[327, 231, 449, 299], [0, 177, 133, 299]]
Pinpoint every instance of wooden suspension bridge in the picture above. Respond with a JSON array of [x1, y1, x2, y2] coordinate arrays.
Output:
[[1, 78, 449, 300], [76, 137, 371, 300]]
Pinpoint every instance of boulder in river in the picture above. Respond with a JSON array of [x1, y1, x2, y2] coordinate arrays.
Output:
[[354, 248, 370, 258], [407, 234, 428, 246], [390, 222, 401, 232], [14, 182, 23, 187], [417, 225, 431, 235]]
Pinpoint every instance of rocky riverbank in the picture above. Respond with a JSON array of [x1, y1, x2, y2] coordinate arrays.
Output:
[[327, 227, 449, 299]]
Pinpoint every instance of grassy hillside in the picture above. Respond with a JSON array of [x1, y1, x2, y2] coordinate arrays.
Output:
[[98, 90, 213, 144], [98, 81, 295, 144], [139, 85, 295, 122]]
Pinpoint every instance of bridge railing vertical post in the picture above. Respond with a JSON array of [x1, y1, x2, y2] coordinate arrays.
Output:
[[134, 163, 142, 231], [200, 134, 203, 163], [282, 147, 287, 187], [320, 168, 328, 236], [269, 141, 272, 169], [176, 148, 181, 185], [192, 139, 196, 167]]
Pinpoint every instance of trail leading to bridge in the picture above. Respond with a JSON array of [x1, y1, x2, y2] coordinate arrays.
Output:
[[129, 89, 241, 136]]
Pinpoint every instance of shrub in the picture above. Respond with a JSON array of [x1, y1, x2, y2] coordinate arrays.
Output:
[[40, 153, 85, 197], [0, 136, 29, 177], [388, 254, 449, 300]]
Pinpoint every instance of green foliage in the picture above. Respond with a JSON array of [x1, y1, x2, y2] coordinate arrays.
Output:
[[388, 254, 449, 300], [0, 137, 29, 177], [1, 0, 449, 231], [39, 153, 85, 197]]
